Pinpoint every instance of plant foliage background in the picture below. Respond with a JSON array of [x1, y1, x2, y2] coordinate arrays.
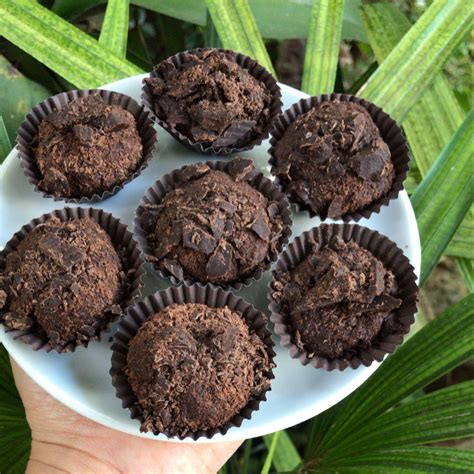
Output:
[[0, 0, 473, 472]]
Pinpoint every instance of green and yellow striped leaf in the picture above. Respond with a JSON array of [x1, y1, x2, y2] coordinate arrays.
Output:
[[99, 0, 130, 58], [302, 0, 345, 95], [204, 0, 276, 76], [0, 0, 143, 90]]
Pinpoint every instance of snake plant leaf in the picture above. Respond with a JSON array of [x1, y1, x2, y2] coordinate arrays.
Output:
[[301, 0, 345, 95], [263, 430, 302, 473], [359, 0, 472, 122], [456, 258, 474, 293], [319, 447, 474, 473], [52, 0, 368, 42], [412, 111, 473, 285], [0, 345, 31, 474], [448, 208, 474, 259], [313, 294, 474, 453], [0, 0, 143, 90], [99, 0, 130, 58], [323, 381, 474, 458], [205, 0, 276, 76], [0, 116, 12, 164]]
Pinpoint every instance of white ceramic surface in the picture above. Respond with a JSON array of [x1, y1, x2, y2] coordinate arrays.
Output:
[[0, 75, 421, 443]]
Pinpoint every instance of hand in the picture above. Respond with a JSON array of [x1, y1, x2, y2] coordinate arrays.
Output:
[[11, 359, 241, 474]]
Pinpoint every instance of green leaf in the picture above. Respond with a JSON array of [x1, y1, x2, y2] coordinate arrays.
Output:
[[301, 0, 345, 96], [0, 344, 31, 474], [205, 0, 276, 76], [263, 430, 302, 473], [99, 0, 130, 58], [447, 208, 474, 259], [261, 431, 280, 474], [456, 257, 474, 293], [324, 381, 474, 458], [53, 0, 368, 42], [0, 116, 12, 163], [412, 111, 474, 286], [0, 0, 143, 90], [359, 0, 472, 122], [313, 294, 474, 454], [319, 447, 474, 473]]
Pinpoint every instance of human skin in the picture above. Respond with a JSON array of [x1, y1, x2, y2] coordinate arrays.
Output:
[[11, 359, 241, 474]]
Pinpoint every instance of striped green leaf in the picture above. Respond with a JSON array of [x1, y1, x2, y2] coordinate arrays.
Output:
[[99, 0, 130, 57], [302, 0, 345, 95], [448, 208, 474, 259], [412, 112, 474, 285], [324, 381, 474, 458], [359, 0, 472, 122], [320, 447, 474, 473], [263, 430, 302, 472], [313, 294, 474, 453], [0, 116, 12, 164], [0, 0, 143, 90], [204, 0, 276, 76], [456, 258, 474, 293], [261, 431, 280, 474]]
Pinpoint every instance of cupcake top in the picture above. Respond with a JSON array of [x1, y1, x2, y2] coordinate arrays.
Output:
[[139, 158, 286, 285], [271, 236, 402, 360], [35, 94, 143, 199], [272, 100, 394, 219], [0, 217, 123, 347], [126, 303, 272, 436], [144, 49, 273, 149]]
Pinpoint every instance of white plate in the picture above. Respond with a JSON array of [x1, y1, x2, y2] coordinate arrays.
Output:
[[0, 75, 421, 443]]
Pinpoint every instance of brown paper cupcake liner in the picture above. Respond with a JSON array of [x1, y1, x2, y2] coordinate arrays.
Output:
[[268, 224, 418, 371], [141, 47, 282, 155], [134, 159, 293, 290], [17, 89, 158, 203], [0, 207, 145, 353], [268, 94, 410, 222], [110, 284, 275, 440]]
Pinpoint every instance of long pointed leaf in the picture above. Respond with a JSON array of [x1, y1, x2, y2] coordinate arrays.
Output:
[[315, 294, 474, 453], [359, 0, 472, 121], [0, 0, 143, 90], [319, 447, 474, 473], [99, 0, 130, 58], [261, 431, 280, 474], [301, 0, 345, 95], [205, 0, 276, 76], [412, 111, 474, 285], [263, 430, 302, 473], [0, 116, 11, 163], [456, 258, 474, 293]]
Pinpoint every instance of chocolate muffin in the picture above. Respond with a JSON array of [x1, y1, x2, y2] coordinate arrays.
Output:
[[272, 100, 394, 219], [139, 158, 287, 286], [144, 49, 274, 149], [0, 217, 123, 347], [35, 94, 143, 199], [272, 236, 402, 360], [126, 303, 272, 436]]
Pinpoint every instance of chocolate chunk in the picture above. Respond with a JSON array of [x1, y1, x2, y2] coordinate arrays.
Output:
[[248, 216, 271, 241], [206, 241, 234, 280], [272, 101, 394, 218], [72, 124, 94, 145], [227, 158, 255, 181], [162, 258, 184, 280], [178, 163, 210, 182], [126, 303, 271, 436], [213, 120, 256, 147], [182, 222, 217, 256], [140, 211, 157, 233]]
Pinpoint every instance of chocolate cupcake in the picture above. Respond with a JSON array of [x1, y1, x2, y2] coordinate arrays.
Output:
[[17, 90, 157, 203], [135, 158, 292, 288], [269, 224, 418, 370], [111, 285, 275, 439], [142, 48, 281, 154], [0, 208, 144, 352], [269, 94, 410, 221]]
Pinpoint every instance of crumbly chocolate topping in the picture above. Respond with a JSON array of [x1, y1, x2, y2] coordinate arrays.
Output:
[[272, 237, 402, 359], [0, 217, 123, 346], [126, 303, 272, 435], [35, 94, 143, 198], [144, 49, 272, 148], [140, 158, 285, 285], [272, 101, 394, 219]]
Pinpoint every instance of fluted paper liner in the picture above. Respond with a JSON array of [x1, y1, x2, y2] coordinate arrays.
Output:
[[269, 94, 410, 222], [17, 89, 157, 203], [0, 207, 145, 353], [142, 47, 282, 155], [134, 159, 293, 290], [110, 284, 275, 440], [269, 224, 418, 371]]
